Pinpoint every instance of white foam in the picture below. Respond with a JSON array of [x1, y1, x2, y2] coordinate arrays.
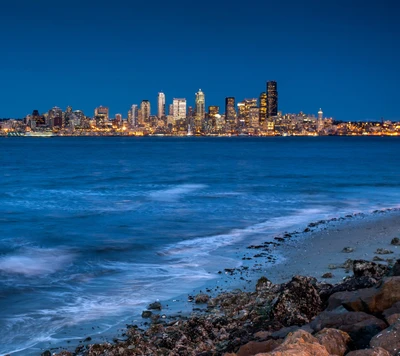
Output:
[[0, 247, 76, 276], [148, 184, 207, 202]]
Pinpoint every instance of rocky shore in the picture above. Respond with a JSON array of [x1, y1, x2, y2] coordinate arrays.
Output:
[[48, 250, 400, 356]]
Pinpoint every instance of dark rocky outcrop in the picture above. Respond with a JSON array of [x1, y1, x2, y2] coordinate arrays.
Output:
[[370, 321, 400, 355]]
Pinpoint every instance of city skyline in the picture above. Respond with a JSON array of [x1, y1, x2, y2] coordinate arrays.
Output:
[[0, 0, 398, 120]]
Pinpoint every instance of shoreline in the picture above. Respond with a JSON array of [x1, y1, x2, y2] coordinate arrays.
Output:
[[36, 207, 400, 356]]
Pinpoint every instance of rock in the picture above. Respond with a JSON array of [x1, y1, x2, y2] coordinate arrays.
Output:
[[370, 321, 400, 355], [314, 328, 351, 356], [342, 247, 355, 253], [258, 330, 330, 356], [141, 310, 152, 318], [373, 256, 386, 262], [327, 277, 400, 315], [236, 339, 282, 356], [353, 260, 388, 279], [41, 352, 51, 356], [270, 276, 322, 327], [385, 314, 400, 326], [253, 331, 272, 340], [256, 276, 273, 291], [148, 301, 162, 310], [270, 326, 300, 339], [375, 248, 393, 255], [383, 301, 400, 323], [308, 308, 387, 349], [195, 293, 210, 304], [391, 260, 400, 276], [391, 237, 400, 246], [346, 348, 391, 355], [322, 272, 333, 279]]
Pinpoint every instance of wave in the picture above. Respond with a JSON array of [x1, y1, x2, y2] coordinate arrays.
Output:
[[148, 184, 207, 202]]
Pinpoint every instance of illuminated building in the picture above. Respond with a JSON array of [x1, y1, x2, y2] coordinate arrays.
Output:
[[259, 92, 267, 124], [208, 106, 219, 127], [267, 81, 278, 118], [157, 92, 165, 119], [129, 105, 138, 127], [318, 108, 324, 133], [238, 99, 257, 127], [48, 106, 63, 127], [188, 106, 193, 119], [195, 89, 205, 132], [225, 97, 236, 126], [173, 98, 187, 120], [94, 106, 109, 126], [168, 104, 174, 116], [250, 107, 260, 127], [140, 100, 151, 123]]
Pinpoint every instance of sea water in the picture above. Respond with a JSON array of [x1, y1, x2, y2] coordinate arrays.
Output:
[[0, 136, 399, 355]]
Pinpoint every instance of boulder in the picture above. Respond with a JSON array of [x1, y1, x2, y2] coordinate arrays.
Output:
[[352, 260, 388, 279], [148, 301, 162, 310], [322, 272, 333, 279], [256, 330, 330, 356], [383, 301, 400, 325], [327, 277, 400, 315], [270, 326, 300, 339], [308, 308, 387, 349], [236, 339, 282, 356], [391, 260, 400, 276], [370, 321, 400, 355], [390, 237, 400, 246], [375, 249, 393, 255], [343, 247, 355, 253], [141, 310, 152, 318], [195, 293, 210, 304], [314, 328, 351, 356], [270, 276, 322, 326], [256, 277, 273, 291], [346, 348, 391, 355]]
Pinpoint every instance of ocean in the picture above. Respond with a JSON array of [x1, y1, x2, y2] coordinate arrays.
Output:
[[0, 136, 399, 355]]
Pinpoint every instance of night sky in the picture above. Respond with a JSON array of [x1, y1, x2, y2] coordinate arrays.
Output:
[[0, 0, 399, 120]]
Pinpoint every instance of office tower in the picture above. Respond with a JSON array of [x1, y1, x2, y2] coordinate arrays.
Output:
[[168, 104, 174, 116], [94, 106, 109, 127], [318, 108, 324, 133], [267, 81, 278, 118], [208, 106, 219, 127], [140, 100, 151, 122], [259, 92, 267, 124], [250, 107, 260, 127], [157, 92, 165, 119], [238, 99, 257, 127], [172, 98, 187, 120], [129, 105, 138, 127], [188, 106, 193, 119], [195, 89, 205, 131], [225, 97, 236, 126]]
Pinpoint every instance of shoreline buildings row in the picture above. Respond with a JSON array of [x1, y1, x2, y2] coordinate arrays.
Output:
[[1, 81, 399, 136]]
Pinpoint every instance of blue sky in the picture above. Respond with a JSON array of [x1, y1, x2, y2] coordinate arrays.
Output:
[[0, 0, 398, 120]]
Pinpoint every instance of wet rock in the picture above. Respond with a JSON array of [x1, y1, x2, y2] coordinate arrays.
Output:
[[342, 247, 355, 253], [256, 276, 273, 291], [391, 260, 400, 276], [148, 301, 162, 310], [373, 256, 386, 262], [353, 260, 388, 279], [253, 331, 272, 340], [54, 352, 72, 356], [270, 276, 322, 327], [236, 339, 282, 356], [383, 302, 400, 325], [376, 248, 393, 255], [141, 310, 153, 318], [370, 321, 400, 355], [322, 272, 333, 279], [391, 237, 400, 246], [195, 293, 210, 304], [308, 308, 387, 349], [314, 328, 351, 356], [329, 264, 339, 270], [41, 352, 51, 356], [346, 348, 391, 355]]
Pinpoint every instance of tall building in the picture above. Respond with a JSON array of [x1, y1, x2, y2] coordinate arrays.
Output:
[[318, 108, 324, 133], [225, 97, 236, 126], [259, 92, 267, 124], [267, 81, 278, 118], [129, 104, 138, 127], [157, 92, 165, 119], [140, 100, 151, 123], [172, 98, 187, 120], [208, 106, 219, 127], [238, 99, 257, 127], [168, 104, 174, 116], [195, 89, 205, 132]]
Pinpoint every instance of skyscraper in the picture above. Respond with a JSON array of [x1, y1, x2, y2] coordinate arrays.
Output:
[[157, 92, 165, 119], [238, 99, 257, 127], [129, 104, 138, 127], [259, 92, 267, 124], [225, 97, 236, 126], [195, 89, 205, 132], [208, 106, 219, 127], [267, 81, 278, 118], [318, 108, 324, 133], [172, 98, 187, 120], [140, 100, 151, 123]]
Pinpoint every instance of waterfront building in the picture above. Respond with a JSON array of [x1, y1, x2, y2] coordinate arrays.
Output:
[[172, 98, 187, 121], [140, 100, 151, 123], [157, 92, 165, 119], [208, 106, 219, 128], [168, 104, 174, 116], [195, 89, 205, 132], [318, 108, 324, 133], [238, 99, 257, 127], [259, 92, 267, 125], [94, 106, 109, 127], [48, 106, 63, 127], [250, 107, 260, 128], [267, 81, 278, 118], [225, 97, 236, 126], [128, 105, 138, 127]]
